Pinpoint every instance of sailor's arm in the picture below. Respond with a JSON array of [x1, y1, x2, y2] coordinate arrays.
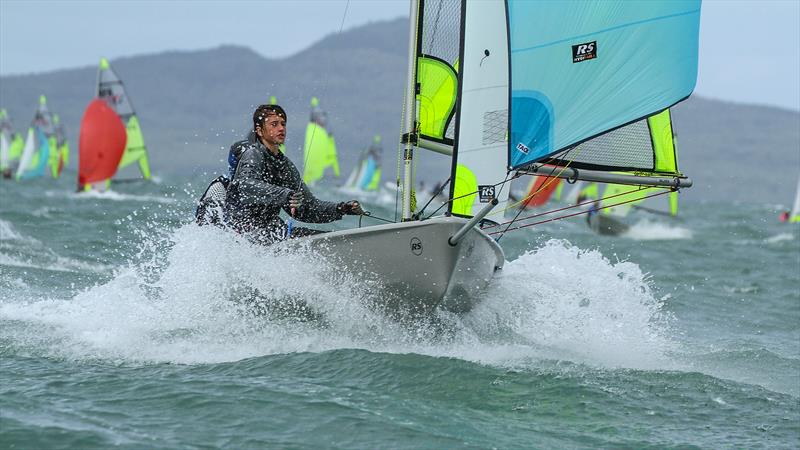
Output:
[[291, 182, 344, 223]]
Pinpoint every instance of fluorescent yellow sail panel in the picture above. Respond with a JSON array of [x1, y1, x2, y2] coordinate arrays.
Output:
[[600, 184, 651, 217], [303, 122, 339, 185], [417, 57, 457, 140], [48, 136, 60, 177], [367, 168, 381, 191], [451, 164, 478, 216], [648, 109, 679, 175], [9, 134, 24, 161], [118, 116, 151, 179]]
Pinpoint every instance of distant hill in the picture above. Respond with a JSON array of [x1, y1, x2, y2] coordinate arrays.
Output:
[[1, 17, 798, 203]]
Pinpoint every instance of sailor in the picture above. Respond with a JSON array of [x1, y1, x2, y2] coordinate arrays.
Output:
[[224, 104, 363, 244]]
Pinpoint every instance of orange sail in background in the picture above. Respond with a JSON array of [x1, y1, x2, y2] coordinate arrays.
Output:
[[78, 99, 127, 187], [522, 176, 562, 208]]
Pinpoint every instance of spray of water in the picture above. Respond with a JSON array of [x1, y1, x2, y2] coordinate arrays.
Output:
[[0, 224, 676, 370]]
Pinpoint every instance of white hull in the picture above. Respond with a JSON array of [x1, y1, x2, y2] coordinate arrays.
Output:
[[296, 216, 504, 314]]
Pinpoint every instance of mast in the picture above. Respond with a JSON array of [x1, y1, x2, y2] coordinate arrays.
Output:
[[401, 0, 420, 221]]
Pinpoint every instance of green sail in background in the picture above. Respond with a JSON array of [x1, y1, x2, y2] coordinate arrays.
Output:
[[48, 114, 69, 178], [302, 97, 339, 186]]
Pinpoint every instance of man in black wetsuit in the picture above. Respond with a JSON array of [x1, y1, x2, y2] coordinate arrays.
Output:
[[225, 104, 363, 244]]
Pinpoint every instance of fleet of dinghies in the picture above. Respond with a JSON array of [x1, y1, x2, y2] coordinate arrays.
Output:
[[1, 58, 153, 191]]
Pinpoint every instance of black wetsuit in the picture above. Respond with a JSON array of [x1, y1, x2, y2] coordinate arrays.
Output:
[[224, 138, 344, 244]]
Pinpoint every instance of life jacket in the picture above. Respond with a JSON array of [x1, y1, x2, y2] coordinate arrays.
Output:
[[195, 175, 230, 226]]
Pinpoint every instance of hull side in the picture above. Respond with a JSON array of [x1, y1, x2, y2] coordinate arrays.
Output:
[[297, 216, 504, 313]]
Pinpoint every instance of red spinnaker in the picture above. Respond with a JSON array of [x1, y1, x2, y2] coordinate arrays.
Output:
[[523, 176, 562, 208], [78, 99, 127, 187]]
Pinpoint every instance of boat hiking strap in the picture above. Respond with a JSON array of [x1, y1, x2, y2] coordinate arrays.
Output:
[[487, 187, 674, 238]]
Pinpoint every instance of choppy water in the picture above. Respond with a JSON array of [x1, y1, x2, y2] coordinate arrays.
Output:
[[1, 173, 798, 449]]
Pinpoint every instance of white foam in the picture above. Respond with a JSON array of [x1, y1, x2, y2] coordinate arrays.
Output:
[[44, 189, 177, 204], [0, 219, 23, 241], [0, 230, 676, 371], [764, 232, 795, 244], [624, 219, 693, 240]]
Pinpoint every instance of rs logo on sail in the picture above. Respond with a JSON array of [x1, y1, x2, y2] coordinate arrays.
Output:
[[572, 41, 597, 63]]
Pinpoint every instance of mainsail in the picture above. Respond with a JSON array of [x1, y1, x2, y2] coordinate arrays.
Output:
[[96, 57, 152, 182], [302, 97, 340, 186]]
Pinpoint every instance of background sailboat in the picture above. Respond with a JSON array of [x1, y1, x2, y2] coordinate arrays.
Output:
[[15, 96, 57, 180], [86, 57, 152, 189], [302, 97, 339, 186], [0, 109, 25, 179], [343, 134, 382, 192]]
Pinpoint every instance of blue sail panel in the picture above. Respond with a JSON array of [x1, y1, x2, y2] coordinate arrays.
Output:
[[21, 128, 51, 179], [357, 158, 377, 191], [507, 0, 701, 169]]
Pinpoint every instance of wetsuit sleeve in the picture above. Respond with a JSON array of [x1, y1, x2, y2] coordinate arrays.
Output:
[[293, 182, 344, 223], [231, 148, 292, 208]]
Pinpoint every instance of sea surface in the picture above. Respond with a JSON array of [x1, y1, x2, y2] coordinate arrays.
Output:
[[1, 173, 798, 449]]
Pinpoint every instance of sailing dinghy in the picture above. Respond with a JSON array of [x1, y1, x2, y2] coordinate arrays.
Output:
[[15, 96, 58, 180], [343, 135, 383, 193], [81, 58, 152, 191], [0, 109, 25, 179], [292, 0, 701, 313]]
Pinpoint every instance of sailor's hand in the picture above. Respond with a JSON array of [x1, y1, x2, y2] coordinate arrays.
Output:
[[338, 200, 364, 215], [288, 190, 304, 211]]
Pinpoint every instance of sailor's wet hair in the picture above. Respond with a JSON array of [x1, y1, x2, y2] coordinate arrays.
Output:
[[253, 104, 287, 130]]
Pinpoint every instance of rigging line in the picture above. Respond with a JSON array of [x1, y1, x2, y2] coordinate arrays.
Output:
[[361, 211, 395, 224], [483, 184, 667, 230], [488, 189, 671, 236], [414, 176, 451, 219], [301, 0, 350, 177]]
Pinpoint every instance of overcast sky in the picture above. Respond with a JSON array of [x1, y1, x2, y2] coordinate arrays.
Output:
[[1, 0, 798, 111]]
